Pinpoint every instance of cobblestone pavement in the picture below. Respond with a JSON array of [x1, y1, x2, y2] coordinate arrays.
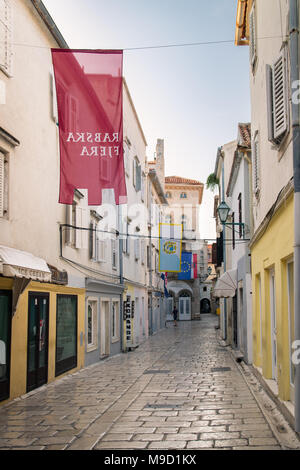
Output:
[[0, 314, 300, 451]]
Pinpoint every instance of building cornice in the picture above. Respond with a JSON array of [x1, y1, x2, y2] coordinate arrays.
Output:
[[249, 178, 294, 249], [30, 0, 69, 48]]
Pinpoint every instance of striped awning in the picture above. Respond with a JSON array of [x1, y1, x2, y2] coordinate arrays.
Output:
[[213, 269, 237, 298]]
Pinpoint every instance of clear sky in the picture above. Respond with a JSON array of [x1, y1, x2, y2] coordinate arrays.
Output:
[[43, 0, 251, 240]]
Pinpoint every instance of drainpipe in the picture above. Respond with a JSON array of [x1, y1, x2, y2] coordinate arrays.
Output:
[[290, 0, 300, 433], [118, 205, 125, 352], [221, 153, 227, 341]]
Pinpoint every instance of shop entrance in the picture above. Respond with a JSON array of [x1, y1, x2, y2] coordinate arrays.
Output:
[[0, 290, 12, 402], [27, 293, 49, 392]]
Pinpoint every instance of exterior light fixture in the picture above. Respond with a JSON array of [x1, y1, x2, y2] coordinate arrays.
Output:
[[217, 201, 231, 224]]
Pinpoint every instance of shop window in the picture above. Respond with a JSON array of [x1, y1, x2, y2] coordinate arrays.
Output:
[[111, 300, 120, 342], [55, 295, 77, 377], [87, 298, 98, 351]]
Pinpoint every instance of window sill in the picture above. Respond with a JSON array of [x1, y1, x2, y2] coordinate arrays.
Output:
[[86, 344, 98, 353]]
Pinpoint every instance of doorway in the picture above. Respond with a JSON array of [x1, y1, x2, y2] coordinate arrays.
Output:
[[270, 270, 277, 381], [179, 293, 191, 321], [100, 300, 110, 358], [27, 293, 49, 392], [0, 290, 12, 402]]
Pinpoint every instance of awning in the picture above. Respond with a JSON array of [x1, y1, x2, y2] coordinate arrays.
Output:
[[0, 245, 51, 282], [213, 269, 237, 298]]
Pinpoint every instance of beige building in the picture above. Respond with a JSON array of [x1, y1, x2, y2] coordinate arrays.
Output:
[[163, 175, 205, 321]]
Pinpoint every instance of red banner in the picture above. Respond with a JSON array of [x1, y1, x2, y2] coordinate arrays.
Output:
[[51, 49, 126, 205]]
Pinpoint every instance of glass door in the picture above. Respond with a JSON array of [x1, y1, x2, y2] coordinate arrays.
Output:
[[179, 296, 191, 321], [27, 293, 49, 392], [0, 291, 12, 402]]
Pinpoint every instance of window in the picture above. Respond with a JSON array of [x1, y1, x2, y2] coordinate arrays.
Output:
[[287, 262, 295, 394], [181, 214, 188, 231], [252, 131, 260, 197], [133, 157, 141, 191], [134, 238, 140, 261], [0, 0, 12, 76], [165, 214, 172, 224], [112, 238, 118, 269], [180, 192, 187, 199], [111, 300, 120, 342], [249, 2, 257, 70], [0, 151, 8, 218], [65, 191, 87, 248], [55, 295, 77, 376], [87, 298, 98, 351], [266, 51, 289, 145]]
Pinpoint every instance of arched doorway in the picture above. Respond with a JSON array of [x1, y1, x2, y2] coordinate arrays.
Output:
[[200, 298, 211, 313], [179, 291, 191, 321]]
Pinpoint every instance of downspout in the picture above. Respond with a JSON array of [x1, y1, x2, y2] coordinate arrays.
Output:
[[221, 152, 227, 341], [290, 0, 300, 433], [118, 206, 125, 352]]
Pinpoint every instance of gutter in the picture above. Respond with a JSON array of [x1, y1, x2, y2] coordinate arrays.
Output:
[[289, 0, 300, 433], [30, 0, 69, 48]]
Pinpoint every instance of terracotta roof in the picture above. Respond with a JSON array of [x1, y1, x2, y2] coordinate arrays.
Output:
[[238, 123, 251, 148], [165, 176, 203, 186]]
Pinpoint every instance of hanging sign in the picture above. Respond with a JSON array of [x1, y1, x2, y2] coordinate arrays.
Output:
[[51, 49, 127, 205]]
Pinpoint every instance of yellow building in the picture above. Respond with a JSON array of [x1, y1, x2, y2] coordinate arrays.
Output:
[[251, 186, 294, 403], [235, 0, 296, 420], [0, 274, 85, 405]]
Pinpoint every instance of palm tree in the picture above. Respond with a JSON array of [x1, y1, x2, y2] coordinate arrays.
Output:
[[206, 173, 219, 192]]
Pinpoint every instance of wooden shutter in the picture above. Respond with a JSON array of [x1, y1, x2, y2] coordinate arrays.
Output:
[[50, 72, 58, 123], [136, 164, 141, 191], [0, 152, 4, 217], [266, 64, 275, 142], [65, 204, 72, 244], [272, 52, 288, 139], [252, 134, 260, 195], [249, 3, 257, 68], [0, 0, 12, 76]]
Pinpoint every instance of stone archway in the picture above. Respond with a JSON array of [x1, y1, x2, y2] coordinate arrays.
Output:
[[200, 298, 211, 313]]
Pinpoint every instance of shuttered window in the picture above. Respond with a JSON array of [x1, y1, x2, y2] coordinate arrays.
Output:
[[272, 53, 288, 139], [111, 238, 117, 268], [266, 52, 289, 145], [249, 2, 257, 69], [252, 132, 260, 197], [0, 0, 12, 76]]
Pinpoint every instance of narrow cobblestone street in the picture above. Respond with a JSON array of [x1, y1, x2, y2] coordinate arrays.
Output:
[[0, 314, 299, 451]]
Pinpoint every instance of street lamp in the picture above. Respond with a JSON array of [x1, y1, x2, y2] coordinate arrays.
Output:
[[217, 201, 231, 224], [217, 201, 245, 239]]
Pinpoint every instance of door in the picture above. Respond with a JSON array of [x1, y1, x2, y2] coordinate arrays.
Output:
[[27, 293, 49, 392], [100, 300, 110, 357], [179, 295, 191, 321], [270, 271, 277, 381], [233, 294, 238, 348], [0, 290, 12, 402]]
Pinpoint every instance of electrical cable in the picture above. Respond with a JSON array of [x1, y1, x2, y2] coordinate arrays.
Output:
[[1, 35, 288, 52]]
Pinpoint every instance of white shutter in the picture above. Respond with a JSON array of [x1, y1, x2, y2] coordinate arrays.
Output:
[[141, 239, 145, 264], [65, 204, 72, 244], [112, 238, 117, 268], [90, 222, 96, 259], [96, 238, 106, 262], [252, 134, 260, 195], [0, 0, 12, 76], [134, 238, 140, 260], [0, 152, 4, 217], [249, 3, 257, 68], [50, 72, 58, 123], [75, 206, 83, 249], [272, 52, 288, 139]]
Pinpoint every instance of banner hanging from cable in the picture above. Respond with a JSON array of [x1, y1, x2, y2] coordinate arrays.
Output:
[[51, 49, 127, 205]]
